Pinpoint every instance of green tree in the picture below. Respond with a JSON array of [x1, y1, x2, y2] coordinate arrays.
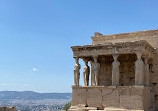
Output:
[[63, 101, 71, 111]]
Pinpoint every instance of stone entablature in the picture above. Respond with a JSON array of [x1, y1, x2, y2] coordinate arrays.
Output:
[[70, 30, 158, 111], [71, 40, 155, 58]]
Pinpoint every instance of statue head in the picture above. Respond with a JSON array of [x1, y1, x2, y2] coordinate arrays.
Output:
[[113, 54, 119, 61], [93, 56, 98, 63], [83, 59, 88, 66]]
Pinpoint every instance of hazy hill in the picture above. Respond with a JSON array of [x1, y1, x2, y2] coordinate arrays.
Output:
[[0, 91, 72, 100]]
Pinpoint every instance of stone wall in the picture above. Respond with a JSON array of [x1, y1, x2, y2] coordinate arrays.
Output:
[[119, 54, 136, 86], [98, 61, 135, 86], [98, 56, 113, 86], [119, 62, 135, 86], [98, 62, 112, 86], [98, 54, 136, 86], [71, 86, 151, 110]]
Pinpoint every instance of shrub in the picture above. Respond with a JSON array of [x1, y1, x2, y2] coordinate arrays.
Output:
[[63, 101, 71, 111]]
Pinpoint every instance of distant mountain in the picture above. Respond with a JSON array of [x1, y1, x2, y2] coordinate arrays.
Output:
[[0, 91, 72, 100]]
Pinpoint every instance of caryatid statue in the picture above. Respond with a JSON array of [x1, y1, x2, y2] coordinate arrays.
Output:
[[144, 56, 150, 86], [112, 54, 120, 86], [91, 61, 95, 86], [83, 59, 90, 86], [92, 56, 100, 86], [135, 52, 144, 85], [74, 57, 81, 86]]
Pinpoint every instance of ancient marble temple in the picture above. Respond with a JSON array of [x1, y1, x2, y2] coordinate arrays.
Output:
[[69, 29, 158, 111]]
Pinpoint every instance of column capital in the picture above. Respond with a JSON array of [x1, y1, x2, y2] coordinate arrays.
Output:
[[144, 56, 149, 63], [135, 52, 143, 60], [73, 56, 79, 59], [83, 58, 88, 65], [92, 55, 98, 59], [112, 47, 119, 55]]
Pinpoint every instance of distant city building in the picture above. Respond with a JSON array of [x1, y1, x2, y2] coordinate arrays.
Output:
[[70, 30, 158, 111]]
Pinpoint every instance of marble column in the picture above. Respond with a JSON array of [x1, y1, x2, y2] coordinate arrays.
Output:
[[144, 56, 150, 86], [135, 52, 144, 85], [83, 59, 90, 86], [74, 57, 81, 86], [112, 54, 120, 86]]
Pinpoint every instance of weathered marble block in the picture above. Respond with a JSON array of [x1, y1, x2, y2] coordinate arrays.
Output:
[[72, 88, 87, 106], [86, 88, 102, 108], [102, 87, 119, 108]]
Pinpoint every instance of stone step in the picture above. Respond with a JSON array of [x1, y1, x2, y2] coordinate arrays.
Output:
[[89, 107, 145, 111]]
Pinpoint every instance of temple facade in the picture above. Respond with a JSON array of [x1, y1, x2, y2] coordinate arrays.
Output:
[[69, 29, 158, 111]]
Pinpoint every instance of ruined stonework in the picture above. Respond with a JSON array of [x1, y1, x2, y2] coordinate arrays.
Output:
[[69, 29, 158, 111], [0, 107, 16, 111]]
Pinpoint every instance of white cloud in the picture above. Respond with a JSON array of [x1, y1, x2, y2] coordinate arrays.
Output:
[[23, 84, 29, 87], [32, 67, 38, 72]]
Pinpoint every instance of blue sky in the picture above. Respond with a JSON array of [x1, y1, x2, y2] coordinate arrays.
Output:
[[0, 0, 158, 93]]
